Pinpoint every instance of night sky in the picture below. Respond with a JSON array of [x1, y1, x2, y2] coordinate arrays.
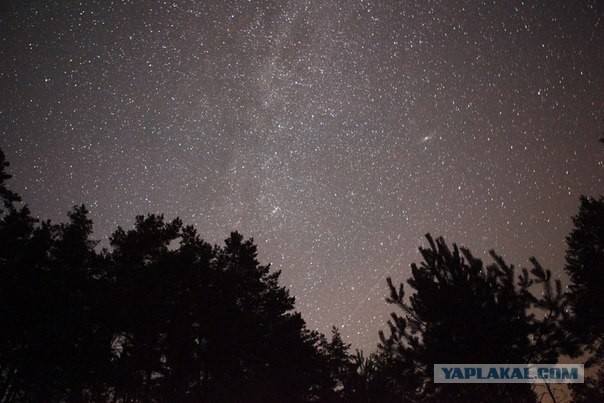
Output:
[[1, 1, 602, 350]]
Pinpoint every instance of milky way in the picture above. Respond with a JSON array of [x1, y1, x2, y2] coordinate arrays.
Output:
[[1, 0, 603, 349]]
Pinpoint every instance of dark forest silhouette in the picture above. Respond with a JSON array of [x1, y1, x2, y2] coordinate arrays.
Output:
[[0, 147, 602, 402]]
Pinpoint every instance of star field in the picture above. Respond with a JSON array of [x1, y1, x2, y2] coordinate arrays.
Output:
[[1, 0, 603, 350]]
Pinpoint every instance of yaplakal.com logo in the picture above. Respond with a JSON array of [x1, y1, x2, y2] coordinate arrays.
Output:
[[434, 364, 584, 384]]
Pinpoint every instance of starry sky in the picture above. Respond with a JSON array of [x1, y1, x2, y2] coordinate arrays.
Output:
[[1, 0, 603, 350]]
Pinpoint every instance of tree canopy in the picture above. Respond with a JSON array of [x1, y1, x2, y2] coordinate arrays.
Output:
[[0, 149, 346, 402], [0, 146, 602, 402]]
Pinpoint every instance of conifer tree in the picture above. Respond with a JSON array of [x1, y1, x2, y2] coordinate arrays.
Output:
[[565, 196, 604, 402], [565, 196, 604, 350], [375, 234, 567, 402]]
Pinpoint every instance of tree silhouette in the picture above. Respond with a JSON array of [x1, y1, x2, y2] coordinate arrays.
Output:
[[0, 148, 340, 402], [106, 214, 184, 400], [202, 231, 331, 402], [3, 142, 601, 402], [565, 196, 604, 401], [0, 149, 21, 212], [322, 326, 354, 395], [374, 234, 568, 402], [0, 152, 114, 402], [565, 196, 604, 349], [104, 217, 339, 402], [0, 149, 47, 401]]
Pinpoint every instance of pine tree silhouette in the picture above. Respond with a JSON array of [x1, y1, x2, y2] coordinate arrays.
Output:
[[0, 148, 338, 402], [565, 196, 604, 402], [374, 234, 568, 402]]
